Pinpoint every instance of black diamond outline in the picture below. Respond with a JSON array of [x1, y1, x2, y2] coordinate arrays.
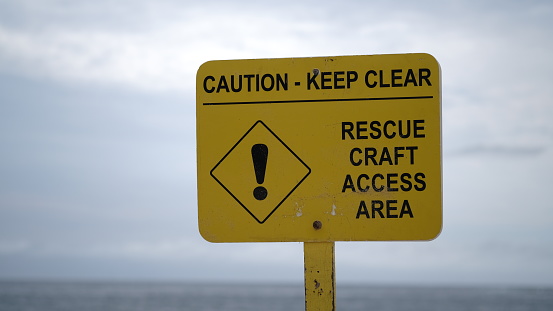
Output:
[[210, 120, 311, 224]]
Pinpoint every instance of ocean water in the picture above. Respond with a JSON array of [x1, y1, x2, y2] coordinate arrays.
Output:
[[0, 281, 552, 311]]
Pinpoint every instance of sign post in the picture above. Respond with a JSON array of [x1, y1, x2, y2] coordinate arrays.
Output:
[[196, 53, 442, 310], [304, 242, 335, 311]]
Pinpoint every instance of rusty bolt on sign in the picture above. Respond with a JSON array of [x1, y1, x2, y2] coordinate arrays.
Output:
[[313, 220, 322, 230]]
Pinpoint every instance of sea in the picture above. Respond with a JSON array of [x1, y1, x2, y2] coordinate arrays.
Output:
[[0, 281, 552, 311]]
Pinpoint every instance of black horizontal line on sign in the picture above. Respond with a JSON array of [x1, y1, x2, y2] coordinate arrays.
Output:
[[203, 96, 434, 106]]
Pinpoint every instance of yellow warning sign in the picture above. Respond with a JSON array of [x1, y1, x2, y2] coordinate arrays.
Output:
[[197, 53, 442, 242]]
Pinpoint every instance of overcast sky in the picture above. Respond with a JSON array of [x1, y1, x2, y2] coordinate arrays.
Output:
[[0, 0, 552, 286]]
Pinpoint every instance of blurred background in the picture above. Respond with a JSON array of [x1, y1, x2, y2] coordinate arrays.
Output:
[[0, 0, 552, 287]]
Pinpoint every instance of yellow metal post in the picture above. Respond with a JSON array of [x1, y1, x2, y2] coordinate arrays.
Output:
[[304, 242, 335, 311]]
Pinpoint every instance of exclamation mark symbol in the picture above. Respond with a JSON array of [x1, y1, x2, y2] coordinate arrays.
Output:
[[252, 144, 268, 200]]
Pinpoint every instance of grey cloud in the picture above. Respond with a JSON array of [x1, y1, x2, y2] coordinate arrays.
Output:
[[449, 145, 547, 157], [1, 0, 552, 286]]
